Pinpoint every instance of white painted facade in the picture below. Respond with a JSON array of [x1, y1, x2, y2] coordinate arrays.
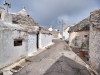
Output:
[[0, 22, 50, 69], [28, 34, 37, 56], [39, 32, 52, 48], [58, 32, 62, 39], [1, 12, 12, 23], [0, 29, 27, 69], [0, 8, 29, 68], [63, 27, 70, 41]]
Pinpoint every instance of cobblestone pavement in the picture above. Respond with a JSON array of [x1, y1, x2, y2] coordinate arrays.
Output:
[[13, 39, 91, 75]]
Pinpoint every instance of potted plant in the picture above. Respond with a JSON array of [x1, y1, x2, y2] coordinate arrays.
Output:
[[78, 42, 86, 57]]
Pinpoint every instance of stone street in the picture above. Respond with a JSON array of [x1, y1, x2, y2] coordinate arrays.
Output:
[[13, 39, 91, 75]]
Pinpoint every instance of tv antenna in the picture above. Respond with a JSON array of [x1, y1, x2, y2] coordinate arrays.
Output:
[[3, 0, 11, 13]]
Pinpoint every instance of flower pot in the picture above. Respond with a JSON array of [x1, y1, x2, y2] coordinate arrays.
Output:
[[78, 51, 85, 57]]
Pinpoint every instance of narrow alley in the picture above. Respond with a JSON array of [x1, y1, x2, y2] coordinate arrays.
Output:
[[13, 39, 91, 75]]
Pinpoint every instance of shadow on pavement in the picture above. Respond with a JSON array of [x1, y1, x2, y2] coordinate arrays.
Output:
[[71, 47, 89, 65], [43, 55, 91, 75]]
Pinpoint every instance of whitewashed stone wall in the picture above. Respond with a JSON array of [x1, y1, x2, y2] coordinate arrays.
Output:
[[0, 7, 4, 13], [28, 34, 37, 56], [69, 31, 89, 48], [1, 12, 12, 23], [0, 7, 12, 23], [39, 33, 52, 48], [63, 27, 70, 41], [0, 29, 27, 69], [58, 33, 62, 39], [89, 10, 100, 73], [0, 7, 4, 19]]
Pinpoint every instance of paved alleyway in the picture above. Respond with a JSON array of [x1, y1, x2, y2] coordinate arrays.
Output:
[[13, 39, 91, 75]]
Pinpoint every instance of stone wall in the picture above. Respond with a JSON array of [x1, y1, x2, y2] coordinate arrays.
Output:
[[0, 7, 4, 19], [1, 12, 12, 23], [63, 27, 70, 41], [39, 33, 52, 48], [0, 29, 27, 69], [69, 31, 89, 48], [0, 7, 4, 13], [28, 34, 37, 56], [89, 9, 100, 73], [52, 33, 58, 38]]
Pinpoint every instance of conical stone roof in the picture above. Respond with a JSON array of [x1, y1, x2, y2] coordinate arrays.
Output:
[[68, 17, 90, 32], [12, 7, 50, 34], [18, 6, 28, 16]]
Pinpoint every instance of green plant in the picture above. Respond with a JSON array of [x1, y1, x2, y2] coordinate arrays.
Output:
[[80, 42, 86, 50]]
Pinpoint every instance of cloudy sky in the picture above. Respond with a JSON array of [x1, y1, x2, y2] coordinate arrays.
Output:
[[0, 0, 100, 30]]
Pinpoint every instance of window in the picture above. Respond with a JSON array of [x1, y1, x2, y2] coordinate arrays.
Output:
[[14, 40, 22, 46], [27, 15, 30, 17], [13, 21, 18, 24], [84, 35, 87, 37]]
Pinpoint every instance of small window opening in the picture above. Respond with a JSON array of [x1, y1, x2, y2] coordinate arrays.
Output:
[[84, 35, 87, 37], [27, 15, 30, 17], [13, 21, 18, 24], [14, 40, 22, 46]]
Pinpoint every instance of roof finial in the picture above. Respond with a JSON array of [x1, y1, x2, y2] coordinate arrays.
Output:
[[50, 25, 52, 28], [23, 6, 25, 9]]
